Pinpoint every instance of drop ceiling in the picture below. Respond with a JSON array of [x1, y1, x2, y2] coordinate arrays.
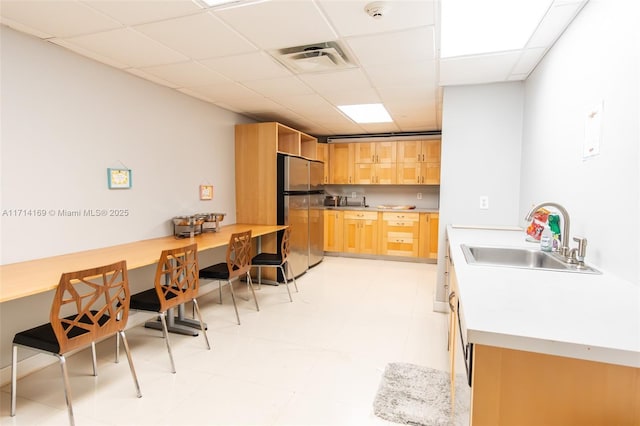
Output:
[[0, 0, 587, 137]]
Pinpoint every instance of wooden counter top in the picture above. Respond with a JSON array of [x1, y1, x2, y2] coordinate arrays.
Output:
[[0, 224, 285, 303]]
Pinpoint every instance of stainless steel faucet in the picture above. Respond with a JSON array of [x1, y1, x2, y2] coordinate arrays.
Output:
[[525, 202, 572, 258]]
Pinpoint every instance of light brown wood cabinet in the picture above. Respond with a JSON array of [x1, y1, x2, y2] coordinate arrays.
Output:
[[235, 122, 317, 269], [353, 141, 397, 164], [397, 140, 441, 185], [379, 212, 420, 257], [343, 210, 378, 255], [316, 143, 330, 184], [418, 213, 439, 259], [353, 142, 397, 184], [323, 210, 343, 252], [329, 143, 354, 184], [354, 162, 397, 184]]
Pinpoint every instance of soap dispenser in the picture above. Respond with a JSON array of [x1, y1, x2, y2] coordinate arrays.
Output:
[[540, 226, 553, 252]]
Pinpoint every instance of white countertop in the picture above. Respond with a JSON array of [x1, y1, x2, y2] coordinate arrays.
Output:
[[325, 206, 439, 213], [447, 225, 640, 368]]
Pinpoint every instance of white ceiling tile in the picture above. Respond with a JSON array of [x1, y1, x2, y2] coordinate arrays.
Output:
[[243, 77, 314, 98], [49, 38, 129, 69], [298, 68, 372, 94], [138, 61, 231, 88], [200, 52, 292, 82], [439, 51, 522, 86], [512, 47, 546, 76], [321, 88, 381, 105], [126, 68, 179, 88], [346, 26, 435, 67], [61, 27, 188, 67], [133, 12, 257, 59], [82, 0, 203, 26], [318, 0, 436, 37], [0, 0, 122, 38], [365, 60, 436, 88], [527, 3, 585, 48], [214, 1, 337, 49], [191, 82, 262, 104]]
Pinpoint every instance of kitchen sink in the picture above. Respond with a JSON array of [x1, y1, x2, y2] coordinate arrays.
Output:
[[461, 245, 601, 274]]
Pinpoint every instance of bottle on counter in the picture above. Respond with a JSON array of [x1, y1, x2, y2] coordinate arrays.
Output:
[[548, 214, 561, 251], [540, 226, 553, 252]]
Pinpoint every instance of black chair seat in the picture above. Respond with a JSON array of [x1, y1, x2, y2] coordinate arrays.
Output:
[[199, 262, 230, 280], [130, 287, 178, 312], [251, 253, 282, 266], [13, 311, 108, 354]]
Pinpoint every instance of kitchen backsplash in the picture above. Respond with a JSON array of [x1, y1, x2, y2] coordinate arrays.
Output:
[[324, 185, 439, 209]]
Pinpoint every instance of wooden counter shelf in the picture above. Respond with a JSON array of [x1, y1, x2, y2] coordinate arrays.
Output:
[[0, 224, 286, 304]]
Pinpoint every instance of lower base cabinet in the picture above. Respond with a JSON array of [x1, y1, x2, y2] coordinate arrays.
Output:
[[471, 345, 640, 426], [323, 210, 438, 259], [343, 211, 378, 255]]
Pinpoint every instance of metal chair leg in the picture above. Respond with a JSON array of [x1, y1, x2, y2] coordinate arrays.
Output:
[[11, 345, 17, 417], [159, 313, 176, 373], [115, 332, 121, 363], [227, 279, 241, 325], [118, 330, 142, 398], [279, 265, 293, 302], [287, 261, 299, 292], [192, 299, 211, 350], [246, 273, 259, 312], [58, 355, 75, 426], [218, 281, 223, 304], [90, 341, 98, 376]]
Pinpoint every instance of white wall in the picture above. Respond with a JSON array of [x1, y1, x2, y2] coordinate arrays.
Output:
[[435, 0, 640, 308], [520, 0, 639, 283], [0, 26, 252, 265], [435, 82, 524, 306], [0, 26, 252, 370]]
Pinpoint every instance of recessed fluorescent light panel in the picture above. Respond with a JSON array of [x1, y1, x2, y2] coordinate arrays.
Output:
[[338, 103, 393, 124], [440, 0, 553, 58]]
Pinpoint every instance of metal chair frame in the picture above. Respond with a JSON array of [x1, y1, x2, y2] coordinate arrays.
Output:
[[10, 260, 141, 426]]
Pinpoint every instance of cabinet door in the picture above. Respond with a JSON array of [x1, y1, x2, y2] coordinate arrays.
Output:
[[359, 219, 378, 255], [428, 213, 439, 258], [316, 143, 330, 184], [423, 163, 441, 185], [323, 210, 343, 252], [397, 163, 421, 184], [329, 143, 354, 184], [354, 163, 375, 184], [353, 142, 376, 164], [418, 213, 430, 258], [423, 140, 441, 163], [376, 141, 397, 163], [343, 218, 360, 253], [375, 163, 397, 184], [397, 141, 422, 163]]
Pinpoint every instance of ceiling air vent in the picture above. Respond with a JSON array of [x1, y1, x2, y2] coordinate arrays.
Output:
[[271, 41, 356, 74]]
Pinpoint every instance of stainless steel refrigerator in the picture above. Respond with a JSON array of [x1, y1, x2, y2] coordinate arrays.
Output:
[[277, 153, 324, 279]]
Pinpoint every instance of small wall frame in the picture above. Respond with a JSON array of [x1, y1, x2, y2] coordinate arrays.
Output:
[[199, 185, 213, 200], [107, 168, 132, 189]]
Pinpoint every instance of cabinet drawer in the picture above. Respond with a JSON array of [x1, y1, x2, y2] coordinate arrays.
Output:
[[382, 212, 419, 221], [343, 211, 378, 220]]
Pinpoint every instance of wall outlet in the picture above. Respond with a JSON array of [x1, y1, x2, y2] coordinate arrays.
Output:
[[479, 196, 489, 210], [351, 191, 356, 198], [417, 192, 422, 200]]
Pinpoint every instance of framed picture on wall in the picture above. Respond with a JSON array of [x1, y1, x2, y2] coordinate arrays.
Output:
[[199, 185, 213, 200], [107, 168, 132, 189]]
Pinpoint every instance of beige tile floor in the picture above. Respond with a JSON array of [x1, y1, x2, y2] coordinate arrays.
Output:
[[1, 256, 450, 426]]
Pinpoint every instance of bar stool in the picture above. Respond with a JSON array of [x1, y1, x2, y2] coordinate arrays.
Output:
[[251, 227, 298, 302], [11, 260, 141, 426], [199, 230, 259, 325], [129, 243, 210, 373]]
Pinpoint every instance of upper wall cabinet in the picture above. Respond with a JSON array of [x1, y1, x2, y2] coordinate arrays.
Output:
[[397, 140, 441, 185], [329, 143, 354, 184], [353, 141, 397, 164]]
